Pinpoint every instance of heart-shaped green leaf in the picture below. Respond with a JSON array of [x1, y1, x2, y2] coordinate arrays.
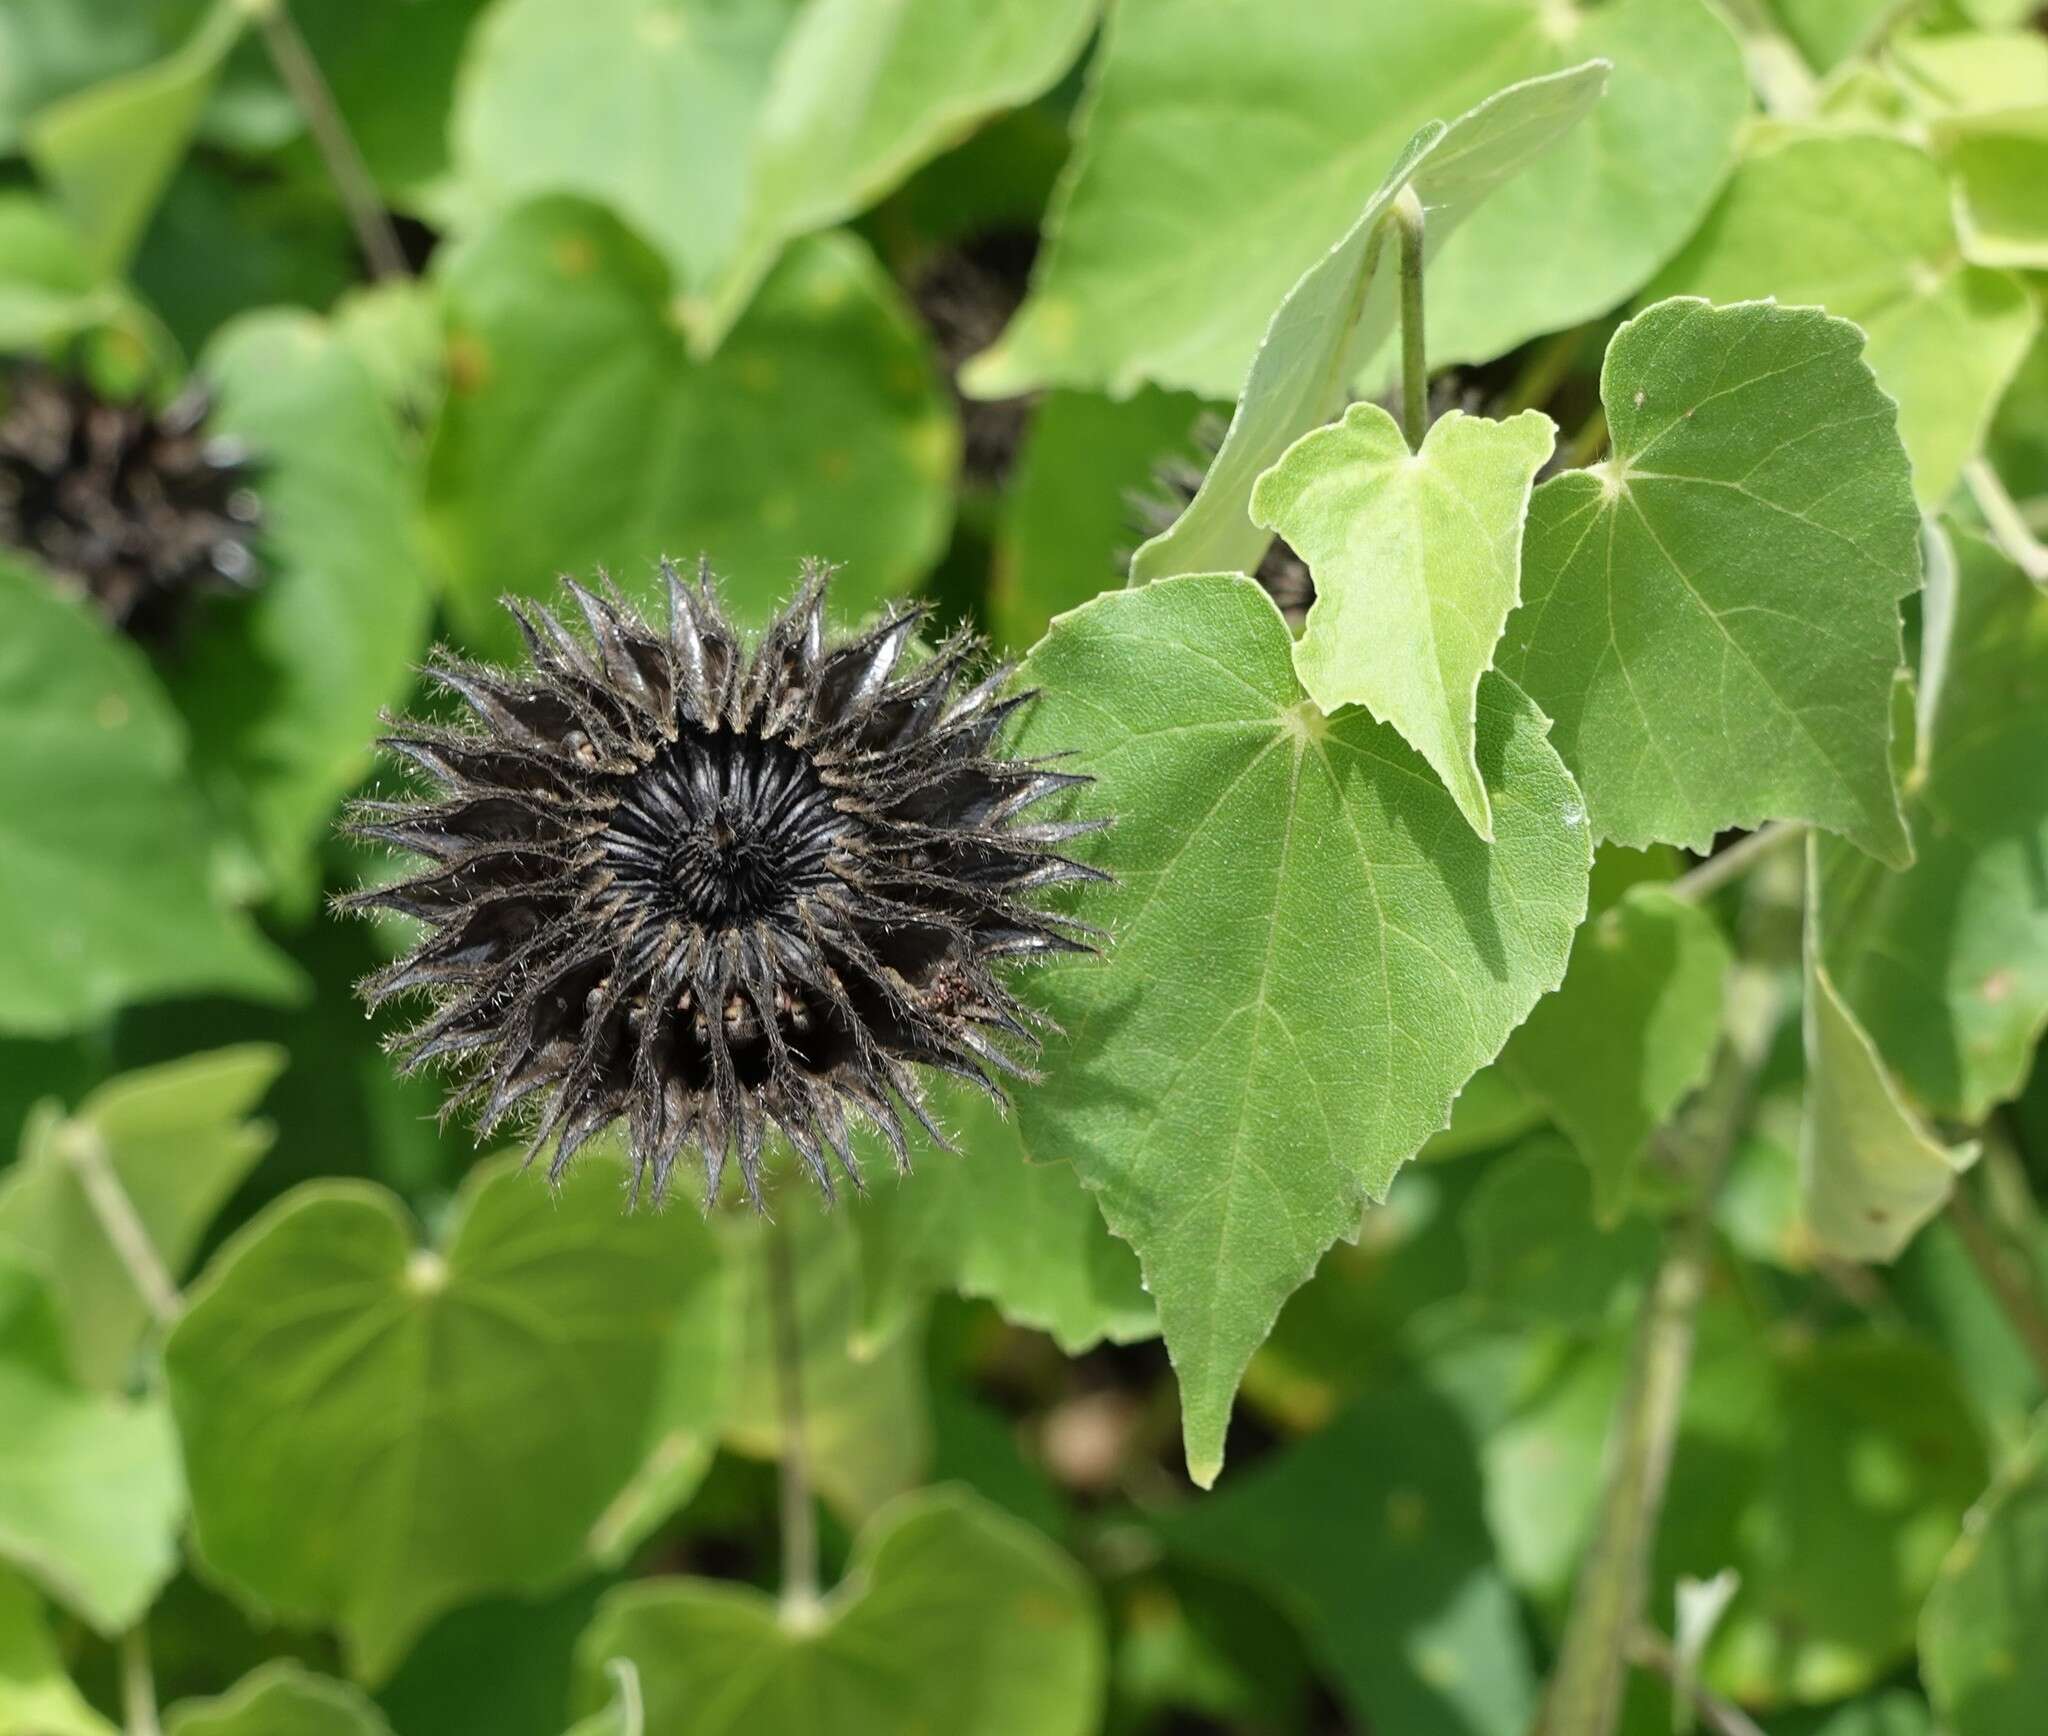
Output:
[[572, 1487, 1103, 1735], [1012, 574, 1590, 1482], [1499, 298, 1921, 866], [165, 1156, 713, 1681], [1253, 403, 1556, 837]]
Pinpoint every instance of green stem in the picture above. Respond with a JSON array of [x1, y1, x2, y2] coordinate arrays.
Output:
[[1670, 821, 1804, 903], [1965, 459, 2048, 588], [58, 1125, 180, 1328], [251, 0, 409, 281], [121, 1624, 161, 1736], [765, 1216, 821, 1628], [1714, 0, 1821, 116], [1533, 974, 1776, 1736], [1393, 186, 1428, 452]]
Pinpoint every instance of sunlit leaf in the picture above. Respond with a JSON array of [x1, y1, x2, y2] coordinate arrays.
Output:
[[0, 1565, 114, 1736], [1499, 297, 1921, 865], [165, 1661, 395, 1736], [1012, 574, 1590, 1483]]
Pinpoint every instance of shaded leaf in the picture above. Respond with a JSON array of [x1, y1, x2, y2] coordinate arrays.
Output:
[[572, 1488, 1103, 1736], [1253, 403, 1555, 836], [1463, 1136, 1656, 1326], [1012, 574, 1590, 1483], [165, 1661, 394, 1736], [1498, 297, 1920, 865]]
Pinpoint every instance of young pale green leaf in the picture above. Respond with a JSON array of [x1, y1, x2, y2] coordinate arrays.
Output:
[[968, 0, 1744, 404], [719, 1196, 929, 1522], [0, 1565, 114, 1736], [164, 1157, 710, 1682], [168, 311, 435, 909], [1816, 531, 2048, 1122], [1169, 1380, 1535, 1736], [425, 201, 954, 662], [693, 0, 1099, 348], [1887, 30, 2048, 270], [0, 560, 300, 1036], [1252, 404, 1556, 837], [992, 385, 1207, 650], [1498, 298, 1921, 866], [1012, 575, 1590, 1484], [165, 1661, 395, 1736], [571, 1488, 1103, 1736], [449, 0, 798, 299], [1922, 1412, 2048, 1736], [21, 0, 242, 276], [1496, 883, 1729, 1219], [0, 1044, 281, 1389], [0, 1263, 183, 1635], [1122, 60, 1607, 585], [1649, 134, 2038, 506], [1802, 836, 1978, 1263]]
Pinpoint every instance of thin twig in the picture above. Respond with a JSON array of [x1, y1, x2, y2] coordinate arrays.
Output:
[[1950, 1181, 2048, 1390], [1533, 974, 1777, 1736], [58, 1126, 181, 1328], [1393, 186, 1428, 452], [121, 1624, 161, 1736], [1671, 822, 1803, 903], [1964, 459, 2048, 588], [1629, 1629, 1768, 1736], [765, 1215, 821, 1628], [251, 0, 408, 280]]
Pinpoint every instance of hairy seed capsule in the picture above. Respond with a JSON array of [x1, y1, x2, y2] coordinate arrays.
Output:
[[344, 560, 1106, 1207], [0, 360, 264, 641]]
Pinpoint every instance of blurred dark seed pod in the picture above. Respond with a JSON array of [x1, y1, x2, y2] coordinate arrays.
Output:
[[1128, 412, 1314, 624], [0, 359, 264, 643], [909, 228, 1039, 488], [343, 559, 1108, 1208]]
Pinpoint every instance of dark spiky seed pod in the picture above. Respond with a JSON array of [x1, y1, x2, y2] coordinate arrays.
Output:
[[344, 560, 1107, 1208], [908, 229, 1039, 487], [1131, 413, 1313, 623], [0, 360, 263, 641]]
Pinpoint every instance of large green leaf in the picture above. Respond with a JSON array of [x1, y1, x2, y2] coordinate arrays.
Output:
[[1496, 883, 1729, 1219], [167, 312, 434, 908], [164, 1156, 710, 1681], [1252, 403, 1555, 838], [572, 1488, 1103, 1735], [1802, 836, 1977, 1263], [1089, 60, 1607, 587], [22, 0, 243, 277], [1498, 297, 1921, 866], [1817, 532, 2048, 1120], [1170, 1379, 1535, 1736], [0, 1262, 183, 1635], [425, 200, 955, 660], [0, 559, 300, 1036], [165, 1662, 394, 1736], [450, 0, 799, 299], [0, 1045, 282, 1389], [1011, 574, 1590, 1483], [967, 0, 1745, 402], [1922, 1412, 2048, 1736], [0, 1565, 113, 1736], [1649, 133, 2038, 507], [695, 0, 1099, 346]]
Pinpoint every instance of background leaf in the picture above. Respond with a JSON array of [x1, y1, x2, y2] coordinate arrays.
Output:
[[164, 1660, 395, 1736]]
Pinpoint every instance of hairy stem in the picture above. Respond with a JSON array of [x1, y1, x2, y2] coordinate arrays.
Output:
[[252, 0, 409, 281], [766, 1215, 821, 1626], [1671, 821, 1804, 903], [1965, 459, 2048, 587], [59, 1125, 180, 1328], [1533, 974, 1776, 1736], [1950, 1179, 2048, 1390], [1394, 185, 1428, 452], [121, 1624, 161, 1736]]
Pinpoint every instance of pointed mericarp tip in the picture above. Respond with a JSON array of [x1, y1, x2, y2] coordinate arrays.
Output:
[[1187, 1445, 1222, 1491]]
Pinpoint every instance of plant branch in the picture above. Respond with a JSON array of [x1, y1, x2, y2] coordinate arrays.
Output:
[[1965, 459, 2048, 587], [121, 1624, 161, 1736], [765, 1215, 821, 1627], [1628, 1629, 1768, 1736], [1671, 821, 1804, 903], [1533, 975, 1776, 1736], [58, 1126, 180, 1328], [1393, 185, 1428, 452], [1949, 1179, 2048, 1391], [250, 0, 408, 281]]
